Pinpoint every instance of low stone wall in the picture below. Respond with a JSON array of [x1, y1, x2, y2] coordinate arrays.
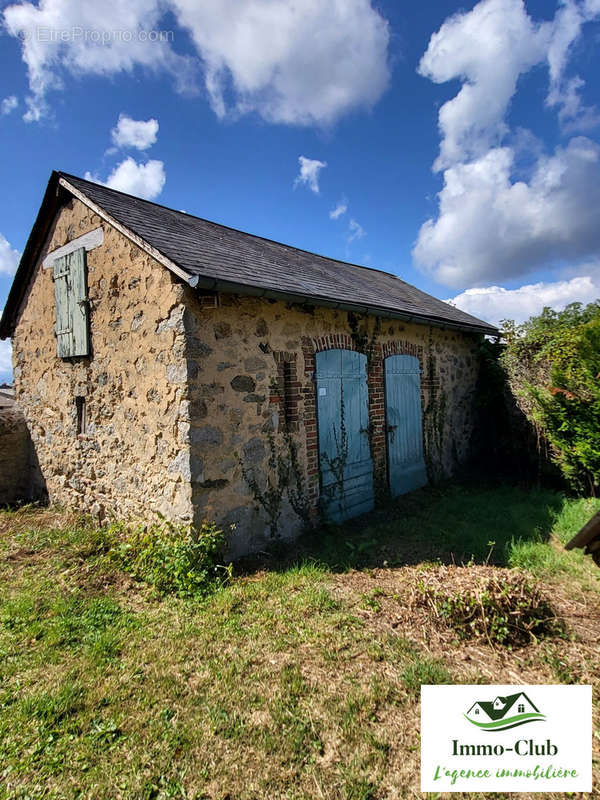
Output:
[[0, 405, 38, 505]]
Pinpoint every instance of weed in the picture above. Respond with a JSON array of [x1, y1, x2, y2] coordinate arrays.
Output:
[[109, 519, 230, 598], [542, 647, 579, 684], [400, 656, 452, 695], [361, 587, 385, 612]]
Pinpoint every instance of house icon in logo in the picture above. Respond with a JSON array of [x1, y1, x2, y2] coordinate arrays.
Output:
[[465, 692, 545, 731]]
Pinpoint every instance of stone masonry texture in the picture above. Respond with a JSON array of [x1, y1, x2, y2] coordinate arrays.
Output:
[[181, 292, 481, 557]]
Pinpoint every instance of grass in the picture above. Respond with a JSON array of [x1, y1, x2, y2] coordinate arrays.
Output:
[[0, 485, 599, 799], [286, 484, 600, 576]]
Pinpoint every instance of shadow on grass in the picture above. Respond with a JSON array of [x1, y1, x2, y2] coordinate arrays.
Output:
[[236, 482, 566, 575]]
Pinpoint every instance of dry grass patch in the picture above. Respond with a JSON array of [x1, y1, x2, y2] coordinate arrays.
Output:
[[414, 567, 564, 646]]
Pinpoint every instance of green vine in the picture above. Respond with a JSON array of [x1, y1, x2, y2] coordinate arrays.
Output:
[[239, 432, 312, 537], [285, 431, 312, 527], [242, 313, 385, 533], [423, 327, 447, 483], [239, 433, 288, 538], [320, 390, 350, 519], [347, 312, 385, 498], [347, 312, 381, 368]]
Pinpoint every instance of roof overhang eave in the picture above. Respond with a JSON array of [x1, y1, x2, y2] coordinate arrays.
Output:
[[190, 274, 499, 337]]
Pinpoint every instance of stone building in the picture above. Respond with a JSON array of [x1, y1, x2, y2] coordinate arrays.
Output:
[[0, 171, 497, 556]]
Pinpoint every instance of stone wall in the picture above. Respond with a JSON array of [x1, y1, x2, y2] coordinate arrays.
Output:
[[0, 405, 42, 505], [12, 197, 194, 523], [181, 291, 481, 558]]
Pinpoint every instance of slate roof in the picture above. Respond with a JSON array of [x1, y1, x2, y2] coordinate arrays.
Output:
[[0, 171, 498, 337]]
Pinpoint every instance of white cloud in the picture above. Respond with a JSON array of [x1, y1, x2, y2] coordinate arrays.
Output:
[[172, 0, 390, 125], [546, 0, 600, 128], [85, 157, 166, 200], [448, 273, 600, 325], [419, 0, 600, 170], [0, 336, 13, 381], [1, 96, 18, 115], [3, 0, 390, 126], [414, 137, 600, 287], [294, 156, 326, 194], [348, 218, 366, 243], [418, 0, 549, 171], [111, 113, 158, 150], [415, 0, 600, 288], [329, 198, 348, 220], [0, 234, 20, 276]]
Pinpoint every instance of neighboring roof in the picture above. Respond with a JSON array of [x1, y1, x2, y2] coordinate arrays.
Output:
[[0, 170, 498, 338]]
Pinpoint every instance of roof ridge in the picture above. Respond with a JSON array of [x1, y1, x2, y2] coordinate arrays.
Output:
[[58, 171, 400, 280]]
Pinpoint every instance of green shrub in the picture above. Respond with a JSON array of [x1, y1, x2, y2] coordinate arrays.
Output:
[[108, 520, 231, 598], [502, 301, 600, 493]]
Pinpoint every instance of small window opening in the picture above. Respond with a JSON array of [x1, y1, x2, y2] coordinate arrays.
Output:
[[518, 703, 525, 713], [474, 708, 479, 715], [75, 396, 87, 435]]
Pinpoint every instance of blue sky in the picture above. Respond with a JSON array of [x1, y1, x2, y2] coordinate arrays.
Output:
[[1, 0, 600, 382]]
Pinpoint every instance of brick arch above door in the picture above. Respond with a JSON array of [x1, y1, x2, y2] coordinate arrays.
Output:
[[382, 339, 424, 365]]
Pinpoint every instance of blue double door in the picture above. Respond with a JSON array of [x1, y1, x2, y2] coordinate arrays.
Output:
[[316, 349, 426, 522]]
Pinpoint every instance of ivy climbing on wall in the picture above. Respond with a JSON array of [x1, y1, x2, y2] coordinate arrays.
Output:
[[423, 327, 447, 483], [347, 311, 381, 368]]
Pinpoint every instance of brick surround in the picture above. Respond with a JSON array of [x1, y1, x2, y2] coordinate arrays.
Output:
[[270, 351, 300, 433]]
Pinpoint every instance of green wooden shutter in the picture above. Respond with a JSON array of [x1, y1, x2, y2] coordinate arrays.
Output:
[[53, 248, 89, 358], [69, 248, 90, 356], [53, 255, 73, 357]]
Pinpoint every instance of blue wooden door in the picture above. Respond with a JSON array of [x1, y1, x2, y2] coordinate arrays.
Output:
[[316, 349, 374, 522], [385, 355, 427, 496]]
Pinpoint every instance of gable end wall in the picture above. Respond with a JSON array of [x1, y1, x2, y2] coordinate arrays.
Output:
[[12, 197, 194, 522]]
